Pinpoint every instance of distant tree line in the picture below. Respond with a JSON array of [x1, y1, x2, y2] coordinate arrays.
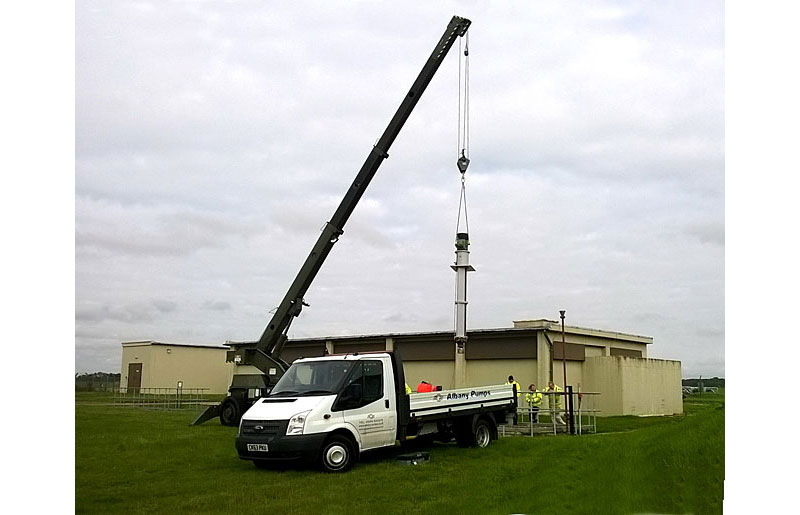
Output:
[[75, 372, 121, 392], [682, 377, 725, 388]]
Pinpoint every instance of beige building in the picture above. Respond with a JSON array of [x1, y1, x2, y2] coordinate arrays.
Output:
[[120, 319, 682, 416], [283, 319, 682, 417], [120, 341, 232, 394]]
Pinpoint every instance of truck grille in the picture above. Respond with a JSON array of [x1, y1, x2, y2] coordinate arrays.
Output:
[[241, 420, 286, 437]]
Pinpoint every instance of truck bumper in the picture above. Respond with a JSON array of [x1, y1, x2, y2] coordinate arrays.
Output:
[[235, 432, 328, 462]]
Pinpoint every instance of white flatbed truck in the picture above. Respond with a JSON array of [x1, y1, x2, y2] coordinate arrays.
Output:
[[235, 351, 516, 472]]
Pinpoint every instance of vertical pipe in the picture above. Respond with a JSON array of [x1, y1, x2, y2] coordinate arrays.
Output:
[[452, 232, 475, 389]]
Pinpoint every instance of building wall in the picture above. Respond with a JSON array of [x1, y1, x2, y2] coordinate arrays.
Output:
[[583, 356, 682, 416], [584, 345, 604, 358], [465, 358, 537, 389], [404, 361, 455, 390], [619, 357, 682, 415], [120, 343, 232, 394], [582, 357, 624, 415], [403, 355, 586, 404], [120, 343, 153, 389], [553, 360, 584, 388], [148, 345, 232, 394], [122, 321, 678, 416]]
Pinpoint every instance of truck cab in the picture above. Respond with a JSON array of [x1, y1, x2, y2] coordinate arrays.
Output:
[[236, 352, 405, 471]]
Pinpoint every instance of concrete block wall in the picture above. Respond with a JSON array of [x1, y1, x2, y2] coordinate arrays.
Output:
[[583, 356, 682, 416]]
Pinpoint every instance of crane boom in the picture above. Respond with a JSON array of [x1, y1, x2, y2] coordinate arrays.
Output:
[[202, 15, 471, 426]]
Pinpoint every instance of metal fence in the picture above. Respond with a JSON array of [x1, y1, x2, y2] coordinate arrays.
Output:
[[114, 387, 212, 410], [75, 382, 119, 392], [500, 390, 600, 437]]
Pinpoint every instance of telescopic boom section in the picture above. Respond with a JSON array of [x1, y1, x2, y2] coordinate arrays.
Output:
[[243, 16, 471, 369]]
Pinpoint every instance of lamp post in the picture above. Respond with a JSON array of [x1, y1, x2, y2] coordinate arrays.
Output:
[[560, 310, 567, 389], [560, 310, 576, 434]]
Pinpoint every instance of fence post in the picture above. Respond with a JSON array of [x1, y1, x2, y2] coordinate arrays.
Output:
[[567, 386, 575, 435]]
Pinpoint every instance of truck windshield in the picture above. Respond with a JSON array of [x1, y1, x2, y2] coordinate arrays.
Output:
[[270, 360, 355, 397]]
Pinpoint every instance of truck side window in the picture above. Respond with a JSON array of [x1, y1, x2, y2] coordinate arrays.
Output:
[[335, 360, 384, 410], [362, 360, 383, 404]]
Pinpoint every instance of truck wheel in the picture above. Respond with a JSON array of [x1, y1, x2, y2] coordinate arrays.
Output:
[[320, 435, 355, 473], [456, 418, 493, 447], [474, 419, 492, 448], [219, 397, 240, 427]]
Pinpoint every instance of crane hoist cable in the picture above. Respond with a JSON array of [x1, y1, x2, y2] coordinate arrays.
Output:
[[453, 30, 473, 341], [456, 31, 470, 235]]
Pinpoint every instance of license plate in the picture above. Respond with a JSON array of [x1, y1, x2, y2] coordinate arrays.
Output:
[[247, 443, 269, 452]]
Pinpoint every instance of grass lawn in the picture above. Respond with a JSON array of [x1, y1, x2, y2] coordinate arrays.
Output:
[[76, 392, 724, 514]]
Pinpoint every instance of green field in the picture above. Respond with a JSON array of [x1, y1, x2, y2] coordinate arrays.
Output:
[[76, 392, 724, 514]]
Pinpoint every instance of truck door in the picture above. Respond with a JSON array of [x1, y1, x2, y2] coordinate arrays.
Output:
[[336, 359, 395, 450]]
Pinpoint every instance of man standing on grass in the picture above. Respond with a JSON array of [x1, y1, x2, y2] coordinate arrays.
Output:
[[547, 381, 566, 426]]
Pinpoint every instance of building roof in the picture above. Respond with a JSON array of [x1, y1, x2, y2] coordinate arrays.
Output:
[[225, 327, 536, 347], [224, 320, 653, 347], [121, 340, 229, 350], [512, 319, 653, 344]]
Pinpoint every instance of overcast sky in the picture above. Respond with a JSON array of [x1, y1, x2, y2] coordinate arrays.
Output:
[[75, 0, 724, 377]]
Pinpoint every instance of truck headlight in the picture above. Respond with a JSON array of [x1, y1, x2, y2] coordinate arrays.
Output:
[[286, 410, 311, 435]]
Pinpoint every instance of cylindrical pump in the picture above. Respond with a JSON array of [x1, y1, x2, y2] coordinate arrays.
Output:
[[451, 232, 475, 343]]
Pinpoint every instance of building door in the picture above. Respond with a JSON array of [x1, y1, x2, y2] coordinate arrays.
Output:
[[127, 363, 142, 392]]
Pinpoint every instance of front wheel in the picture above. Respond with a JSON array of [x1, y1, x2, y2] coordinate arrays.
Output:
[[219, 397, 241, 427], [319, 435, 355, 473]]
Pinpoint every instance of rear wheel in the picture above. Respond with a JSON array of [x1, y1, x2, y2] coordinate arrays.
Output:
[[456, 417, 494, 447], [474, 419, 492, 448], [319, 435, 355, 473], [219, 397, 241, 426]]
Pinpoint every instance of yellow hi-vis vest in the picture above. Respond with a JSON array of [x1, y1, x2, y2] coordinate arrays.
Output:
[[548, 385, 563, 407], [405, 383, 412, 394], [506, 380, 521, 397], [525, 390, 543, 406]]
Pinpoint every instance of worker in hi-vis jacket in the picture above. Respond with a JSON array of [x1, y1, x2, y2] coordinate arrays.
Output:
[[506, 375, 521, 424], [525, 384, 543, 423], [546, 381, 566, 426]]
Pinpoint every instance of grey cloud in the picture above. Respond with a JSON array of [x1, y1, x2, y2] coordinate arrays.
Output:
[[631, 312, 669, 324], [75, 196, 260, 257], [204, 301, 231, 311], [152, 300, 178, 313], [76, 299, 177, 324], [685, 221, 725, 246], [76, 303, 156, 324], [382, 312, 419, 324], [696, 327, 724, 338]]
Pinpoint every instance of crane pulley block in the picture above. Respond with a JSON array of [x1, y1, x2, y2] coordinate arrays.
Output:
[[457, 154, 470, 174]]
